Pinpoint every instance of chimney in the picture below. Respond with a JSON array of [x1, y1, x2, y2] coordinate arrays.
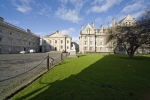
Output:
[[100, 25, 104, 30], [81, 25, 84, 30], [56, 30, 59, 33], [0, 17, 4, 22], [26, 29, 30, 33], [92, 22, 94, 28], [112, 18, 116, 27], [108, 22, 110, 29]]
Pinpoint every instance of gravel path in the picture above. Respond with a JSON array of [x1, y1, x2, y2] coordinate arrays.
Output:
[[0, 53, 64, 99]]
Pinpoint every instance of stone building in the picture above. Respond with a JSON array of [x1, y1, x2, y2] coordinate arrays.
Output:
[[79, 14, 144, 54], [0, 17, 40, 54], [42, 31, 72, 52]]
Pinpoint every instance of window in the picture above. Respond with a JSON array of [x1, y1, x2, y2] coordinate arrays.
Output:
[[90, 47, 92, 50], [29, 42, 30, 45], [10, 32, 12, 35], [0, 37, 2, 42], [0, 46, 1, 52], [61, 40, 63, 43], [0, 29, 2, 33], [9, 39, 13, 43], [129, 22, 131, 26], [9, 47, 12, 52], [85, 36, 87, 39], [49, 46, 51, 49], [87, 29, 90, 34], [67, 46, 69, 49], [61, 46, 63, 49], [100, 37, 102, 40], [44, 40, 46, 43], [100, 42, 102, 45], [67, 40, 69, 43], [90, 41, 92, 45], [84, 47, 87, 50], [85, 41, 87, 45], [100, 47, 102, 50], [55, 40, 57, 43], [49, 40, 51, 43], [126, 22, 128, 25]]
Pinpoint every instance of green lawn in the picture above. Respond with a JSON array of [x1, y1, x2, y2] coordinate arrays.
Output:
[[12, 54, 150, 100]]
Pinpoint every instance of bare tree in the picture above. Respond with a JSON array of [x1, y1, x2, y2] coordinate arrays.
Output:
[[112, 8, 150, 58]]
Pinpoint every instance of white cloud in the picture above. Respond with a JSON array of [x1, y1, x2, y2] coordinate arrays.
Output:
[[11, 0, 33, 13], [87, 0, 122, 13], [55, 7, 82, 23], [6, 20, 19, 25], [60, 28, 75, 35], [72, 37, 79, 42], [122, 1, 143, 13], [55, 0, 87, 23], [37, 4, 51, 18]]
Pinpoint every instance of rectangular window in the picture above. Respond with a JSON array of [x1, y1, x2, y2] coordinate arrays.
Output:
[[90, 41, 92, 45], [61, 46, 63, 49], [100, 47, 102, 50], [0, 29, 2, 33], [49, 40, 51, 43], [29, 42, 30, 45], [55, 40, 57, 43], [67, 40, 69, 43], [85, 41, 87, 45], [10, 32, 12, 35], [10, 39, 13, 43], [84, 47, 87, 50], [61, 40, 63, 43], [0, 37, 2, 42], [67, 46, 69, 49], [100, 42, 102, 45], [90, 47, 92, 50]]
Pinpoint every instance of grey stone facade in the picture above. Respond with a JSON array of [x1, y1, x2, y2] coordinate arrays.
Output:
[[0, 17, 40, 54]]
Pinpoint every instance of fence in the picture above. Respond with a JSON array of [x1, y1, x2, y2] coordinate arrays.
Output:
[[0, 53, 69, 100]]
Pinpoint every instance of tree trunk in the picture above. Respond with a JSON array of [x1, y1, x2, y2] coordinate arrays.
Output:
[[128, 53, 134, 59]]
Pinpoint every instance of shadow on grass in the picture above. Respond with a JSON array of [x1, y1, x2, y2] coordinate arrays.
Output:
[[14, 54, 150, 100]]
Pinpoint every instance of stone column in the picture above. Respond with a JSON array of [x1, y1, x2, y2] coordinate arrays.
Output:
[[88, 36, 90, 51], [82, 36, 84, 53]]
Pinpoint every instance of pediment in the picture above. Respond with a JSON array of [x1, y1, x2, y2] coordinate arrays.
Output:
[[49, 32, 65, 37], [83, 24, 94, 31], [123, 14, 134, 21]]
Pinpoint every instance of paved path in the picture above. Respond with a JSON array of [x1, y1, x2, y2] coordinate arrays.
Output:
[[0, 53, 63, 99]]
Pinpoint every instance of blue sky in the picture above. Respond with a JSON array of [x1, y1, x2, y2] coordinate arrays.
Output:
[[0, 0, 149, 42]]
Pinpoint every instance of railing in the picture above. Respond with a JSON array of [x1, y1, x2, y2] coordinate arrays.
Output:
[[0, 53, 69, 100]]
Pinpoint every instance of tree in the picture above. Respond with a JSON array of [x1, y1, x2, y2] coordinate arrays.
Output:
[[112, 8, 150, 58]]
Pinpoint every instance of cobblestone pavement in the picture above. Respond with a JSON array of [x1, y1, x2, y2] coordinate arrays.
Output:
[[0, 53, 64, 99]]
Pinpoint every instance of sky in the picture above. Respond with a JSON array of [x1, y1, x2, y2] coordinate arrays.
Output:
[[0, 0, 149, 42]]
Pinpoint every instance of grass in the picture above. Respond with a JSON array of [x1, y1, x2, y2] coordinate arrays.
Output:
[[11, 54, 150, 100]]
